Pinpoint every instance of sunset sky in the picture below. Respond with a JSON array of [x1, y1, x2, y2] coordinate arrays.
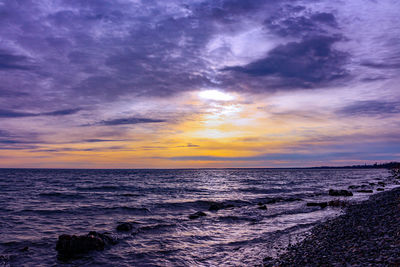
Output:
[[0, 0, 399, 168]]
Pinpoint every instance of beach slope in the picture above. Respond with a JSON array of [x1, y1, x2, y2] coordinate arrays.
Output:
[[268, 187, 400, 266]]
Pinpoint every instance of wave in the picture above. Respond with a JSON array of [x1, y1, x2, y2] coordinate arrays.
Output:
[[39, 192, 86, 199]]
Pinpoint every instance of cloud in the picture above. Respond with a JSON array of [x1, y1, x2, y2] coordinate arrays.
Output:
[[166, 151, 398, 162], [223, 35, 348, 88], [265, 11, 338, 37], [83, 139, 124, 143], [0, 89, 29, 98], [0, 49, 33, 70], [91, 117, 166, 126], [361, 61, 400, 69], [0, 108, 81, 118], [41, 108, 82, 116], [338, 100, 400, 117]]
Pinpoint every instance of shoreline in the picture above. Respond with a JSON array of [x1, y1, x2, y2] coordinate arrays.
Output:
[[265, 186, 400, 266]]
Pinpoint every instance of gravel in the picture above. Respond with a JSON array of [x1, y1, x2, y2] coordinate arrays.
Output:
[[265, 187, 400, 266]]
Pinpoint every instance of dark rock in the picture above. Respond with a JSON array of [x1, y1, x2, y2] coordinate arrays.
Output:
[[116, 222, 133, 232], [307, 202, 328, 208], [20, 246, 29, 252], [263, 256, 275, 267], [328, 200, 348, 207], [257, 202, 264, 206], [329, 189, 353, 196], [377, 188, 384, 191], [189, 211, 207, 219], [357, 190, 373, 193], [258, 205, 268, 210], [378, 182, 385, 187], [208, 202, 234, 211], [56, 231, 116, 260]]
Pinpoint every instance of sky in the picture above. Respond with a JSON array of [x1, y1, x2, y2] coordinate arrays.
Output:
[[0, 0, 399, 168]]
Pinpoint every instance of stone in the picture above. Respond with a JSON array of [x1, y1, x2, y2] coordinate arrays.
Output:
[[357, 190, 373, 193], [189, 211, 207, 219], [208, 202, 234, 211], [116, 222, 133, 232], [56, 231, 116, 260], [328, 189, 353, 197], [307, 202, 328, 208]]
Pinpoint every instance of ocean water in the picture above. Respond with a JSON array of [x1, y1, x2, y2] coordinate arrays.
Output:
[[0, 168, 396, 266]]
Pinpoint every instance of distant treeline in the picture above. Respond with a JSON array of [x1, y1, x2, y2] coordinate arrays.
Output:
[[312, 162, 400, 169]]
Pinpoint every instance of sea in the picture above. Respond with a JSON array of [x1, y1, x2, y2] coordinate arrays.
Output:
[[0, 168, 396, 266]]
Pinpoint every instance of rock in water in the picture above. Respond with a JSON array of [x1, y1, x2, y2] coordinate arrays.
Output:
[[56, 231, 116, 260], [357, 189, 373, 193], [307, 202, 328, 208], [208, 202, 234, 211], [328, 189, 353, 196], [189, 211, 207, 219], [328, 200, 348, 207], [117, 222, 133, 232], [258, 205, 268, 210]]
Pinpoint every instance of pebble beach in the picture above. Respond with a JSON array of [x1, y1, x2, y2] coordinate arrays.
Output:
[[267, 186, 400, 266]]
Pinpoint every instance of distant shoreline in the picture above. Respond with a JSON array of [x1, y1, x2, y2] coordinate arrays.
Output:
[[0, 162, 398, 170]]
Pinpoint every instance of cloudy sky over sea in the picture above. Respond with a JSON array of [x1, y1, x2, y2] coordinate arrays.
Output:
[[0, 0, 399, 168]]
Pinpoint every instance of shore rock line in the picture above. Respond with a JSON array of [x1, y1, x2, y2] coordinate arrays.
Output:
[[306, 199, 348, 209], [267, 187, 400, 266]]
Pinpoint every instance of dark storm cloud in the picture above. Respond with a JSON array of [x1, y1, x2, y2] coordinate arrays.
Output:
[[223, 36, 348, 88], [219, 6, 350, 91], [338, 101, 400, 117], [90, 117, 166, 126], [0, 0, 351, 104], [0, 108, 81, 118]]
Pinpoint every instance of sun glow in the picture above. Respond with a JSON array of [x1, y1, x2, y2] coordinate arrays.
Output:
[[198, 90, 235, 101]]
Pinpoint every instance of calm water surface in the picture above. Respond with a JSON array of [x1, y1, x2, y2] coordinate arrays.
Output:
[[0, 168, 395, 266]]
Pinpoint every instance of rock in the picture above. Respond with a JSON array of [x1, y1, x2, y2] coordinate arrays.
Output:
[[189, 211, 207, 219], [20, 246, 29, 252], [329, 189, 353, 197], [307, 202, 328, 208], [263, 256, 275, 267], [377, 182, 385, 187], [357, 190, 373, 193], [116, 222, 133, 232], [56, 231, 116, 260], [208, 202, 234, 211], [377, 188, 384, 191], [328, 200, 348, 207], [258, 205, 268, 210]]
